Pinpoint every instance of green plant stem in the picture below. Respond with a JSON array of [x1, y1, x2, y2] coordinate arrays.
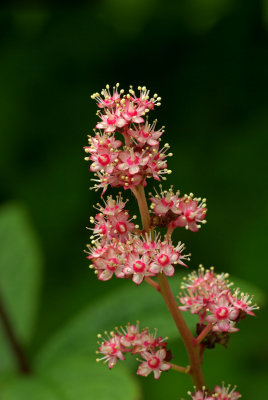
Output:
[[0, 291, 31, 374], [133, 184, 205, 390], [168, 362, 190, 374]]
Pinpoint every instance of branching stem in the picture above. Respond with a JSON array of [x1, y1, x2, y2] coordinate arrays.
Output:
[[168, 362, 190, 374], [194, 324, 213, 346], [144, 277, 161, 292], [133, 184, 205, 390]]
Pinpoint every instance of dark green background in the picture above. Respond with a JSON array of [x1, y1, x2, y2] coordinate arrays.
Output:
[[0, 1, 267, 399]]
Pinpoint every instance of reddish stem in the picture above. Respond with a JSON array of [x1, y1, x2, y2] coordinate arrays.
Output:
[[157, 273, 205, 389], [194, 324, 213, 346], [145, 277, 161, 292], [133, 184, 205, 390]]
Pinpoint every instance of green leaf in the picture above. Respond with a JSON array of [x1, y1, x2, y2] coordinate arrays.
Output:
[[43, 356, 140, 400], [1, 357, 140, 400], [1, 377, 60, 400], [0, 203, 43, 372], [37, 273, 195, 367]]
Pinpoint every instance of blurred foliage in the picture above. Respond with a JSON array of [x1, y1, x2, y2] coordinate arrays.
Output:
[[0, 0, 267, 399]]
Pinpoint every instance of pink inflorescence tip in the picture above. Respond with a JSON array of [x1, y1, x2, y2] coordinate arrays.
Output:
[[86, 84, 171, 193]]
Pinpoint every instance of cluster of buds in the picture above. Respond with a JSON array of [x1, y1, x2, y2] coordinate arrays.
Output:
[[150, 186, 207, 232], [179, 266, 258, 334], [186, 384, 241, 399], [96, 322, 171, 379], [85, 84, 172, 193]]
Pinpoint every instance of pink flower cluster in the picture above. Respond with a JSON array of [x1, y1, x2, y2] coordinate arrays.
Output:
[[150, 186, 207, 232], [187, 384, 241, 400], [179, 266, 258, 333], [89, 194, 136, 245], [96, 322, 171, 379], [85, 84, 172, 193], [86, 195, 190, 284]]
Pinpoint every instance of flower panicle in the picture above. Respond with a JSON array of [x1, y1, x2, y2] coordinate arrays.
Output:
[[178, 265, 259, 335], [85, 84, 173, 193], [96, 322, 171, 379], [86, 196, 189, 283], [149, 185, 207, 232]]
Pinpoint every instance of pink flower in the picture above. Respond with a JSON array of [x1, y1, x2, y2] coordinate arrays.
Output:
[[145, 144, 171, 181], [90, 244, 125, 281], [129, 120, 164, 146], [91, 83, 123, 109], [96, 109, 127, 133], [118, 149, 150, 175], [89, 195, 135, 244], [231, 289, 259, 317], [97, 334, 125, 369], [124, 253, 152, 285], [190, 390, 213, 400], [149, 242, 189, 276], [150, 187, 179, 215], [137, 349, 171, 379], [206, 295, 240, 332], [173, 195, 207, 232], [121, 99, 145, 124], [129, 85, 161, 110], [188, 385, 241, 400], [214, 384, 241, 400], [94, 194, 127, 217], [119, 324, 140, 348]]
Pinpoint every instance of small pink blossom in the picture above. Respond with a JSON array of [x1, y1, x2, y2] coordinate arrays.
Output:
[[206, 295, 240, 332], [96, 109, 127, 133], [121, 99, 145, 124], [230, 289, 259, 317], [214, 384, 242, 400], [97, 334, 125, 369], [129, 120, 164, 146], [129, 85, 161, 110], [173, 195, 207, 232], [137, 349, 171, 379], [150, 187, 179, 215], [89, 244, 125, 281], [118, 149, 150, 175], [149, 242, 189, 276], [124, 253, 152, 285], [188, 385, 241, 400], [91, 83, 122, 109]]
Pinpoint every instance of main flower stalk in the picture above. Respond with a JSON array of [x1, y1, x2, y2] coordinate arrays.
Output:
[[133, 184, 205, 389]]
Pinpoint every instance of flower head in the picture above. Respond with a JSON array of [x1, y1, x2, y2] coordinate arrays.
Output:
[[97, 323, 171, 379], [178, 266, 258, 334]]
